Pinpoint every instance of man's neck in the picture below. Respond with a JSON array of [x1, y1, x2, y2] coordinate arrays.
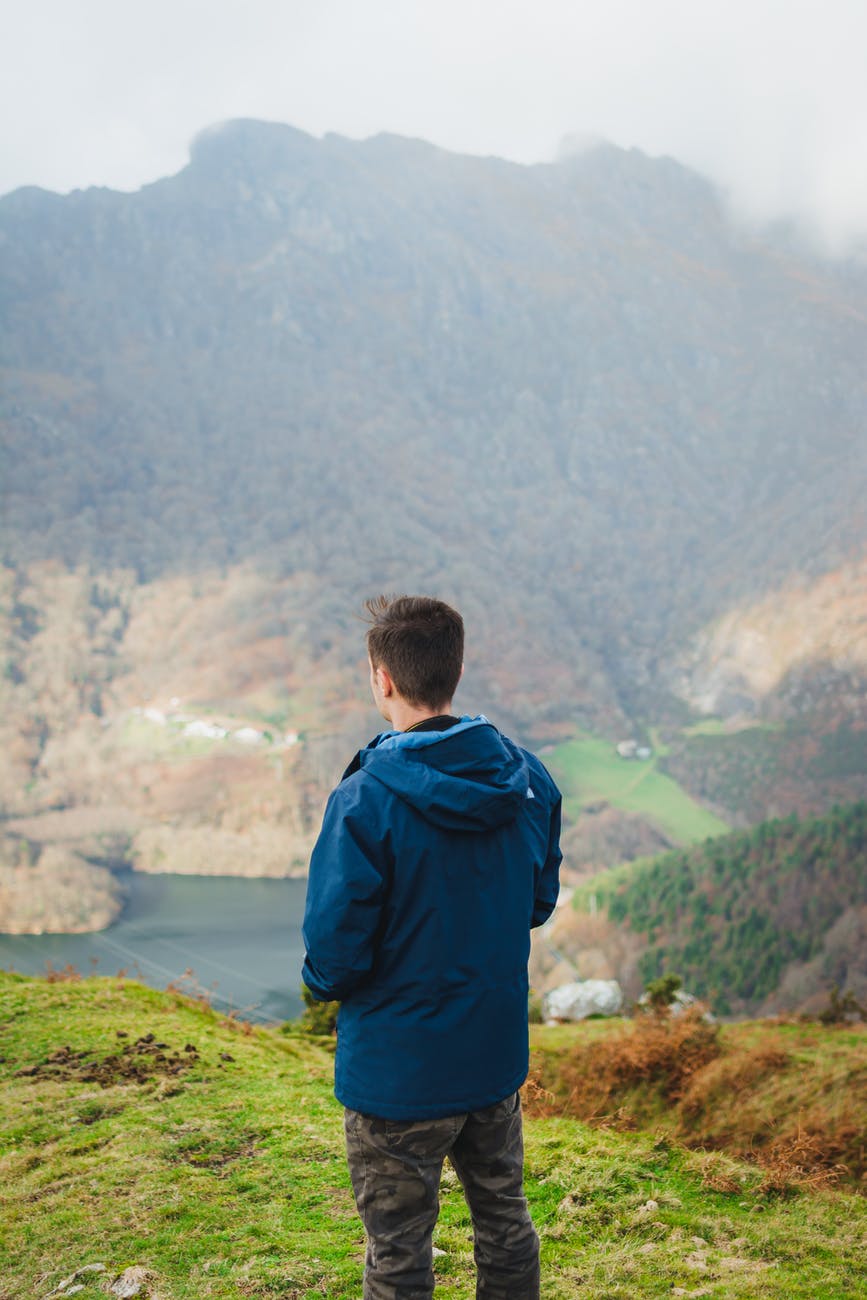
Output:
[[404, 713, 461, 734], [387, 700, 454, 732]]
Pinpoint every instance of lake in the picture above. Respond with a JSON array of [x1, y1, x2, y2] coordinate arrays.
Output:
[[0, 873, 309, 1024]]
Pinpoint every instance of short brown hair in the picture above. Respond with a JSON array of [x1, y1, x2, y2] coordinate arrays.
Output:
[[365, 595, 464, 709]]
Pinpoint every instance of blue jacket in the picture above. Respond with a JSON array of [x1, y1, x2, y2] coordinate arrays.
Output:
[[301, 716, 562, 1119]]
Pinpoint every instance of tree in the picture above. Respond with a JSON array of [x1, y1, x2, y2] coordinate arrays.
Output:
[[643, 972, 683, 1012]]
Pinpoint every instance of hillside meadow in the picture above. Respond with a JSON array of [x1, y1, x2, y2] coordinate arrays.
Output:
[[546, 731, 731, 846], [2, 972, 866, 1299], [527, 1014, 867, 1187]]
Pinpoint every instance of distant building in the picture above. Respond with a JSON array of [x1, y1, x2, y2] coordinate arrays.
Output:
[[184, 720, 227, 740], [233, 727, 264, 745], [616, 739, 652, 760]]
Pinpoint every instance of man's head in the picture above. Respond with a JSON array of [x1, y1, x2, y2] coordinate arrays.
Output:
[[365, 595, 464, 720]]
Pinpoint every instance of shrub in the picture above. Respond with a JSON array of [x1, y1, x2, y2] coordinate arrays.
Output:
[[528, 989, 544, 1024], [528, 1007, 721, 1122], [298, 985, 340, 1035], [818, 984, 866, 1025], [642, 972, 683, 1011]]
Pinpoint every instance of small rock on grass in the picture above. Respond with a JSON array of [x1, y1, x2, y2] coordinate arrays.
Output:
[[47, 1264, 106, 1295], [109, 1266, 154, 1297]]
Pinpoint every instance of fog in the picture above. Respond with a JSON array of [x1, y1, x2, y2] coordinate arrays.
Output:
[[3, 0, 866, 251]]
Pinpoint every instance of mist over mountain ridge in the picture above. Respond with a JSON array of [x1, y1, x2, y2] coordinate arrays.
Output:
[[1, 117, 865, 736]]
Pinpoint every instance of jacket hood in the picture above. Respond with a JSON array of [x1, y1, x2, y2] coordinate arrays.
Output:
[[355, 716, 531, 832]]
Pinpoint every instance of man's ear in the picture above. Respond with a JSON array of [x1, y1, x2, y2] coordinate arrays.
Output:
[[377, 666, 394, 697]]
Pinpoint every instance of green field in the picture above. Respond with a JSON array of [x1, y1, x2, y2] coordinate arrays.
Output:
[[682, 718, 782, 738], [3, 972, 866, 1299], [547, 730, 730, 844], [120, 713, 221, 757]]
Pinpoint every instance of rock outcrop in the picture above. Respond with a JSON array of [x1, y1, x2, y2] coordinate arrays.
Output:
[[543, 978, 624, 1022]]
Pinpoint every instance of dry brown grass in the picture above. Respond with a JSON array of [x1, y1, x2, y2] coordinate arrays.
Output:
[[694, 1150, 745, 1193], [679, 1043, 792, 1117], [756, 1127, 848, 1195], [165, 967, 218, 1014], [528, 1016, 867, 1187], [43, 961, 83, 983], [527, 1008, 722, 1121]]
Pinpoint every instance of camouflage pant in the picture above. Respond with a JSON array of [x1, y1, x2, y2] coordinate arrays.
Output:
[[344, 1092, 539, 1300]]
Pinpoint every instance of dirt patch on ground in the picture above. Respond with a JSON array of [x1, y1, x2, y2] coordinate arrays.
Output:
[[14, 1032, 200, 1086], [166, 1128, 258, 1172]]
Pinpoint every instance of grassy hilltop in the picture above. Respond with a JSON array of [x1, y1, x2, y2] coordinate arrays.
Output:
[[2, 972, 866, 1299]]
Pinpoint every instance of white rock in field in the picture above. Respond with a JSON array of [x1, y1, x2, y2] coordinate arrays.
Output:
[[47, 1263, 107, 1295], [110, 1266, 153, 1297], [543, 979, 623, 1022]]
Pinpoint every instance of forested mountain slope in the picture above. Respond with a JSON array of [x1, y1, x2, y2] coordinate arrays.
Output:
[[553, 801, 867, 1015], [2, 119, 866, 735]]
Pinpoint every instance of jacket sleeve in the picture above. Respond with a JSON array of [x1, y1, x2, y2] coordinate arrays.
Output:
[[301, 783, 389, 1002], [531, 791, 562, 928]]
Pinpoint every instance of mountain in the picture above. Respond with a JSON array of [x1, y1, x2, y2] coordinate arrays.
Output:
[[1, 119, 866, 897], [534, 801, 867, 1016], [2, 121, 865, 711]]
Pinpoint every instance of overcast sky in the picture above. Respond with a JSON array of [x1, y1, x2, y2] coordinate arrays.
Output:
[[3, 0, 866, 250]]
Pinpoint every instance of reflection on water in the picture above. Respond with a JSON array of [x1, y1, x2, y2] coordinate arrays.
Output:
[[0, 873, 308, 1024]]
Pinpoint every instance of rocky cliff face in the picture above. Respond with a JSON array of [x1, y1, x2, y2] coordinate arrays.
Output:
[[669, 560, 867, 723]]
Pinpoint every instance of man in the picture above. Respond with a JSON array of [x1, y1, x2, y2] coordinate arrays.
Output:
[[302, 595, 562, 1299]]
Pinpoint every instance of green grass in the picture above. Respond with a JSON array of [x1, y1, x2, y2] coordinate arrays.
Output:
[[683, 718, 734, 737], [647, 726, 670, 757], [681, 718, 781, 738], [2, 973, 866, 1298], [548, 730, 730, 844], [119, 715, 219, 758], [570, 856, 651, 911]]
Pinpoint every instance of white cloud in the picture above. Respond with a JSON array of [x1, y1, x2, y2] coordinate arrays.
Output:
[[2, 0, 866, 248]]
